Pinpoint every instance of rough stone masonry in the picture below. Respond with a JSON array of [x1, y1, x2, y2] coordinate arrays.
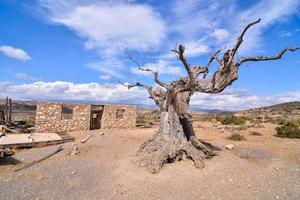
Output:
[[35, 102, 136, 133]]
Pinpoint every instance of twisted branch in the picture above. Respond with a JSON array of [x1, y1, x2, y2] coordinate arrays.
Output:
[[231, 18, 261, 59], [125, 54, 169, 89], [237, 47, 300, 65], [172, 45, 195, 86]]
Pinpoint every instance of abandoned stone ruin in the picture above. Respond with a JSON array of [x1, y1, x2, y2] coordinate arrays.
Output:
[[35, 102, 137, 133]]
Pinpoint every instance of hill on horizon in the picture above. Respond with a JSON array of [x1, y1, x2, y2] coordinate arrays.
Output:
[[235, 101, 300, 120]]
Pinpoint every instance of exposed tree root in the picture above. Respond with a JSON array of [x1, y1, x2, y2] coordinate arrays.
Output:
[[137, 136, 216, 173]]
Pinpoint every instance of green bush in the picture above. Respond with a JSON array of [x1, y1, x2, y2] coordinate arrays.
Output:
[[227, 133, 246, 141], [250, 131, 262, 136], [136, 116, 145, 124], [218, 116, 247, 125], [276, 120, 300, 139]]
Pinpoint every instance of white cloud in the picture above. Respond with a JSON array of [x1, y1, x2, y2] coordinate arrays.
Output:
[[87, 58, 126, 79], [212, 29, 230, 41], [1, 81, 299, 111], [39, 0, 166, 56], [184, 41, 210, 57], [130, 59, 182, 76], [0, 45, 31, 61], [191, 89, 300, 111], [15, 73, 39, 81], [0, 81, 149, 104]]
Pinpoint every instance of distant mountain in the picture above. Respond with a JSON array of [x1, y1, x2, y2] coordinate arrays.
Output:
[[0, 99, 36, 113], [235, 101, 300, 120], [2, 99, 300, 119]]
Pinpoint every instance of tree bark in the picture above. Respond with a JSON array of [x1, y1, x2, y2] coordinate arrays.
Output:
[[137, 92, 215, 173]]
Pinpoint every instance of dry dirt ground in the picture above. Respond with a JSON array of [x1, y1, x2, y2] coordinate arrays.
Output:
[[1, 122, 300, 200]]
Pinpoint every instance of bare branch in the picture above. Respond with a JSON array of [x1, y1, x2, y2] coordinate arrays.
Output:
[[120, 81, 158, 100], [120, 81, 151, 91], [231, 18, 261, 59], [205, 49, 222, 68], [197, 49, 222, 79], [125, 53, 170, 89], [172, 45, 195, 85], [125, 53, 141, 68], [237, 47, 300, 65]]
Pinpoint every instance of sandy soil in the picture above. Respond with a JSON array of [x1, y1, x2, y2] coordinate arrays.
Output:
[[0, 122, 300, 200]]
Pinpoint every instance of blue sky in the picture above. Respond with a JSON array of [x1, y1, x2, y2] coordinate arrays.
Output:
[[0, 0, 300, 110]]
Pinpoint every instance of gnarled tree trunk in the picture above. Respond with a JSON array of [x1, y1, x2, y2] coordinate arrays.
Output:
[[137, 91, 215, 173]]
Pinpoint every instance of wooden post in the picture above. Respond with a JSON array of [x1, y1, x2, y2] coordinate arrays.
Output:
[[5, 97, 8, 124], [0, 97, 12, 125], [8, 98, 12, 124]]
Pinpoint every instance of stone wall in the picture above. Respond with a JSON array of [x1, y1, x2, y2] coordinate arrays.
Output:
[[101, 105, 136, 129], [35, 102, 91, 133], [35, 102, 136, 132]]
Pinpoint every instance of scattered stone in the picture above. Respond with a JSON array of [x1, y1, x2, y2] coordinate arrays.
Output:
[[225, 144, 234, 150], [81, 135, 92, 143], [100, 132, 105, 136], [70, 144, 79, 156]]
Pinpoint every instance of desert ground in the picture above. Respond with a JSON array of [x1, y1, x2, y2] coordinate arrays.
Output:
[[1, 121, 300, 200]]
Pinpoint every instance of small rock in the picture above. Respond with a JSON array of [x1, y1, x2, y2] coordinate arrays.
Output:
[[70, 144, 79, 156], [225, 144, 234, 150], [100, 132, 105, 136], [72, 171, 76, 175]]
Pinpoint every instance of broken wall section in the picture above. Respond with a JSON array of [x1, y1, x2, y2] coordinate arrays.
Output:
[[35, 102, 91, 133], [101, 105, 136, 129]]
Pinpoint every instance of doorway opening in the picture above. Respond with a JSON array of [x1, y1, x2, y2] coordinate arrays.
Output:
[[90, 105, 104, 130]]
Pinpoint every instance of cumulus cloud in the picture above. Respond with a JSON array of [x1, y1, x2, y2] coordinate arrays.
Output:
[[1, 81, 299, 110], [191, 89, 300, 111], [0, 81, 149, 104], [15, 72, 40, 81], [39, 0, 166, 56], [0, 45, 31, 61]]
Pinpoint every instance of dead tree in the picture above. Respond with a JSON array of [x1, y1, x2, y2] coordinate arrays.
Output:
[[124, 19, 299, 173]]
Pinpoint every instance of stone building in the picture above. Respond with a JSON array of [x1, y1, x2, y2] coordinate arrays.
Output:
[[35, 102, 136, 133]]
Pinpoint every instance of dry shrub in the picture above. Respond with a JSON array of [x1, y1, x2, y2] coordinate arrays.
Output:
[[227, 133, 246, 141], [276, 120, 300, 139], [250, 131, 262, 136], [217, 116, 247, 125]]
